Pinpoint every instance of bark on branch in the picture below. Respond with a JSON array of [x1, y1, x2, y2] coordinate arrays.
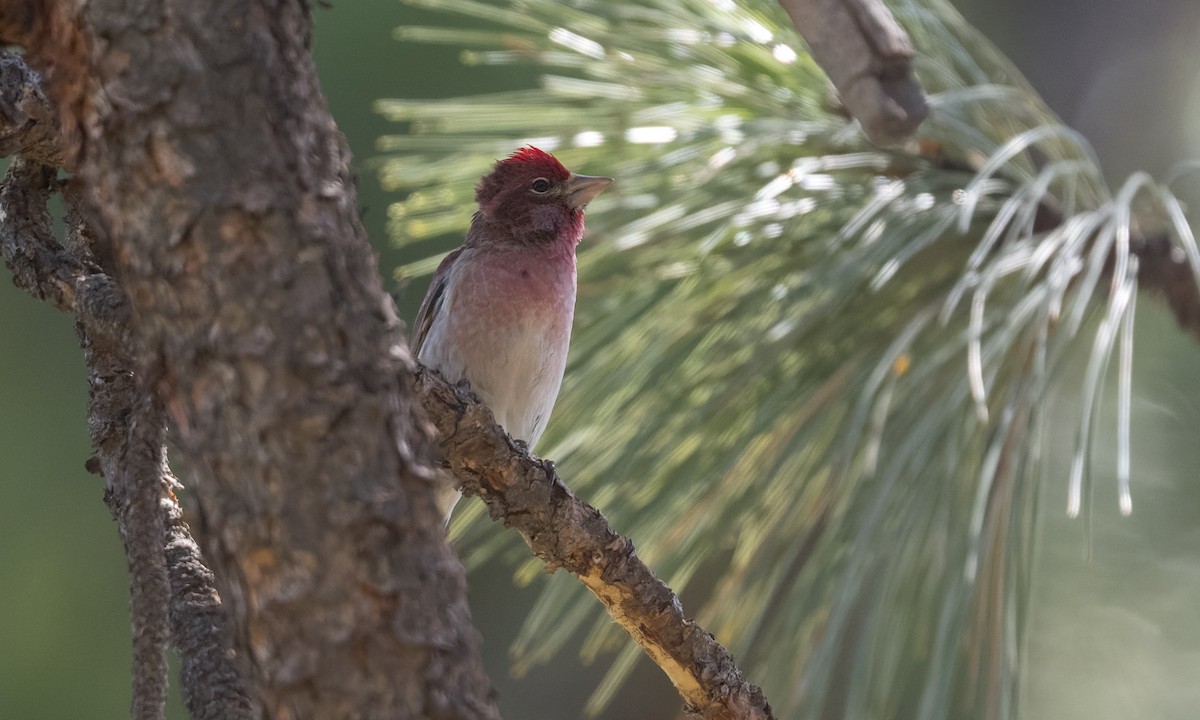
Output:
[[776, 0, 927, 146], [3, 1, 501, 716], [162, 494, 256, 720], [0, 148, 254, 719], [417, 368, 775, 720], [0, 53, 64, 167]]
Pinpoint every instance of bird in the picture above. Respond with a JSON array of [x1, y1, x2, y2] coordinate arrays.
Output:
[[411, 146, 612, 519]]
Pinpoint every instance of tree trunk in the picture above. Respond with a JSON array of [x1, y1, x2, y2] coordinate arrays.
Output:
[[2, 1, 500, 717]]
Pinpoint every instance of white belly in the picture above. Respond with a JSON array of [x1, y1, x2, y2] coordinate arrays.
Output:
[[417, 248, 575, 450], [420, 314, 566, 448]]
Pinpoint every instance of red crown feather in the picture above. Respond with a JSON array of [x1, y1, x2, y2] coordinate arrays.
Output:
[[476, 146, 573, 204], [497, 146, 570, 180]]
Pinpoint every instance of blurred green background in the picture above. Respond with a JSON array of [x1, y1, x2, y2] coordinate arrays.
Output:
[[2, 0, 1199, 718]]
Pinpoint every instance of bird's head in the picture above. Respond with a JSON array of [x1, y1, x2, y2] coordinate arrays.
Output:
[[475, 146, 612, 245]]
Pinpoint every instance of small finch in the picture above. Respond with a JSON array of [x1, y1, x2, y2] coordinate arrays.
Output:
[[412, 147, 612, 519]]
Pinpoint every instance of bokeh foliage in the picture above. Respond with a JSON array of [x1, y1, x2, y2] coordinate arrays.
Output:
[[380, 0, 1200, 718]]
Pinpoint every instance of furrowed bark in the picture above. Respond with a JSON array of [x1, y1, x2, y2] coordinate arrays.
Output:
[[1, 50, 257, 718], [2, 156, 172, 720], [418, 368, 775, 720], [3, 0, 500, 716]]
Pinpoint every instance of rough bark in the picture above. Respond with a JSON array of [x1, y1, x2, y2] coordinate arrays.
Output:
[[82, 238, 171, 720], [1, 153, 258, 720], [418, 369, 774, 720], [0, 53, 65, 167], [162, 493, 256, 720], [3, 1, 1196, 718], [3, 1, 499, 718]]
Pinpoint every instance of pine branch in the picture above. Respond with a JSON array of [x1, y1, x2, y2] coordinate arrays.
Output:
[[775, 0, 927, 145], [896, 147, 1200, 344], [417, 367, 774, 720], [1134, 233, 1200, 342]]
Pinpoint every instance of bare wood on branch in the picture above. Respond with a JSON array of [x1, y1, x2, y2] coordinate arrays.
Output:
[[417, 368, 775, 720], [776, 0, 928, 146]]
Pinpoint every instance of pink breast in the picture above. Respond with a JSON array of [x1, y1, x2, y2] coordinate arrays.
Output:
[[436, 243, 577, 446]]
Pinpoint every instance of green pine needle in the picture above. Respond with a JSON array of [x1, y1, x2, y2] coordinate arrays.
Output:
[[378, 0, 1200, 717]]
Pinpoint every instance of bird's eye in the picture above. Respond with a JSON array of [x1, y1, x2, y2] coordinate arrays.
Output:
[[530, 178, 552, 194]]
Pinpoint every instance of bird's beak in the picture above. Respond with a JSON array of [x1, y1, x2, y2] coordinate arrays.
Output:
[[566, 174, 613, 209]]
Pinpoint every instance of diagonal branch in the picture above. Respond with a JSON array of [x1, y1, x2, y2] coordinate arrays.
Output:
[[417, 368, 774, 720], [776, 0, 927, 146]]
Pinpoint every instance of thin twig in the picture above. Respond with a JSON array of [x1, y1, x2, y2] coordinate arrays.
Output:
[[417, 368, 774, 720], [97, 399, 174, 720], [75, 260, 252, 720], [162, 492, 256, 720], [0, 160, 91, 309]]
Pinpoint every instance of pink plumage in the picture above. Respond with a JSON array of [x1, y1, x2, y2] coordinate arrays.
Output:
[[413, 148, 612, 519]]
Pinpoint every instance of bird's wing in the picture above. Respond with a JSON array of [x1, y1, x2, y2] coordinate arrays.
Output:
[[411, 247, 464, 356]]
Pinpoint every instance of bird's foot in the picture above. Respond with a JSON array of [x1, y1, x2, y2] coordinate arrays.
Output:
[[453, 376, 481, 403]]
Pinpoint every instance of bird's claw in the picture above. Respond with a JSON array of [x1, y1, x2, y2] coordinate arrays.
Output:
[[452, 376, 482, 404]]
